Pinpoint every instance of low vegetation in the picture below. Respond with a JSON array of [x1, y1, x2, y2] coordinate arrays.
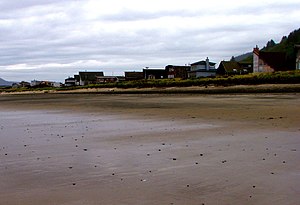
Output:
[[1, 70, 300, 94], [83, 70, 300, 89]]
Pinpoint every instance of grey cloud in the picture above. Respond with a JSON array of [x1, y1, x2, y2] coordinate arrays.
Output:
[[101, 9, 200, 22], [0, 0, 75, 11], [0, 1, 300, 82]]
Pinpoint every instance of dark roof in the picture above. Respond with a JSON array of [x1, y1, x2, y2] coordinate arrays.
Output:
[[165, 65, 190, 69], [191, 60, 216, 66], [259, 51, 287, 71], [219, 61, 243, 72]]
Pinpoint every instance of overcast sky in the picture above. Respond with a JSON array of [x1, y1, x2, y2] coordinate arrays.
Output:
[[0, 0, 299, 82]]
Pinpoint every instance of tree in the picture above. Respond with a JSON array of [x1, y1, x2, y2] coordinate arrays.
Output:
[[267, 39, 276, 48]]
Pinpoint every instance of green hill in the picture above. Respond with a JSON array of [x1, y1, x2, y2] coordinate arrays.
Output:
[[238, 28, 300, 67]]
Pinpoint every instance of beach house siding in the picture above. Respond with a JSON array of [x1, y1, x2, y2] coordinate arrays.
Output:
[[165, 65, 190, 79], [143, 68, 166, 79]]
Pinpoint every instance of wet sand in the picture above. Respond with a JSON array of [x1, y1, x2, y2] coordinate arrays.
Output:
[[0, 93, 300, 205]]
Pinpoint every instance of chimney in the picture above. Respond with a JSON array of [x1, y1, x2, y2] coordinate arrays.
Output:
[[206, 57, 210, 70], [253, 45, 259, 56]]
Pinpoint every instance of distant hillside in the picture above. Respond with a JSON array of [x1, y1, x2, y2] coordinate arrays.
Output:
[[237, 28, 300, 66], [234, 52, 252, 62], [0, 78, 13, 87]]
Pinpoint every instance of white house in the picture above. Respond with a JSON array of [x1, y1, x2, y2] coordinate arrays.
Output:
[[188, 57, 217, 78]]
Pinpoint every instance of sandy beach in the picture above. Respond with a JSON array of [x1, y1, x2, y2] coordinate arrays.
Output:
[[0, 93, 300, 205]]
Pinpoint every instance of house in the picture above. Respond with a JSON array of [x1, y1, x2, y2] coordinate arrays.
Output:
[[78, 71, 104, 86], [295, 45, 300, 70], [65, 77, 76, 86], [50, 82, 62, 88], [239, 62, 253, 73], [165, 65, 190, 79], [253, 47, 288, 73], [20, 81, 31, 87], [12, 81, 31, 88], [188, 58, 217, 78], [124, 71, 144, 81], [30, 80, 42, 87], [217, 61, 251, 76], [143, 68, 166, 79], [96, 76, 125, 83], [74, 75, 80, 85], [30, 80, 61, 88], [65, 75, 81, 86]]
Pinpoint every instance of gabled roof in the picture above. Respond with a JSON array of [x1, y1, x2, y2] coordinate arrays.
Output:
[[165, 65, 191, 70], [191, 60, 216, 66], [219, 61, 243, 72]]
